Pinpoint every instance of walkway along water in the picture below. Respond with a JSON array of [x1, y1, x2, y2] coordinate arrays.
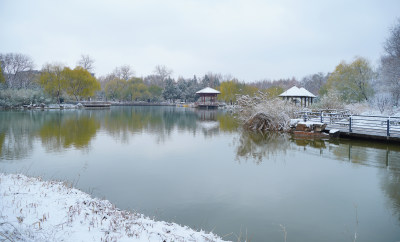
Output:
[[297, 111, 400, 142]]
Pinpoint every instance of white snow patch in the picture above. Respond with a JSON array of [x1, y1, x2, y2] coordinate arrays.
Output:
[[290, 119, 303, 126], [0, 173, 224, 242], [298, 121, 324, 127], [329, 129, 340, 134]]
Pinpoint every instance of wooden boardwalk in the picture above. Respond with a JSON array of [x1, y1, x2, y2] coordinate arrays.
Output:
[[298, 112, 400, 142], [82, 102, 111, 108]]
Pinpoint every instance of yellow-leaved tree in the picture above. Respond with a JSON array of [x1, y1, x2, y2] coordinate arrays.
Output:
[[320, 57, 375, 103], [104, 78, 127, 101], [63, 66, 100, 101], [39, 63, 65, 104], [265, 86, 284, 98], [126, 78, 150, 101], [218, 80, 241, 104], [218, 80, 259, 104]]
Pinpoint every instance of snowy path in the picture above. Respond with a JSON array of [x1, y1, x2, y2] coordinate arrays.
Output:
[[0, 173, 225, 242]]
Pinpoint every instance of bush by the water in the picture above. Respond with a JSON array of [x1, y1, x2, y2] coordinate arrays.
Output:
[[0, 89, 51, 108], [235, 92, 299, 131]]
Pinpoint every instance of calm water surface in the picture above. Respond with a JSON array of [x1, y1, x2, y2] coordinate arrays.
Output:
[[1, 106, 399, 242]]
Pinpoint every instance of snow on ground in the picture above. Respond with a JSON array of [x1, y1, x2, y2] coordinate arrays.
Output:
[[0, 173, 224, 242], [329, 129, 340, 134], [297, 121, 324, 128]]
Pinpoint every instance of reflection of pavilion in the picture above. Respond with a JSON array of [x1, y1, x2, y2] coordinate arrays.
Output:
[[195, 109, 220, 135], [195, 109, 218, 121], [195, 87, 220, 109]]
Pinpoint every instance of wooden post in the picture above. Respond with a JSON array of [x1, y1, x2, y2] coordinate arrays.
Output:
[[387, 118, 390, 137], [349, 116, 352, 132], [386, 148, 389, 167]]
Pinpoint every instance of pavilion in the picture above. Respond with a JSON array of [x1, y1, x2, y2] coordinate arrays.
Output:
[[195, 87, 221, 109], [278, 86, 316, 107]]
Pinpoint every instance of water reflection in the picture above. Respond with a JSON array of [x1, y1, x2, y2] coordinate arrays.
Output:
[[234, 131, 400, 225], [0, 111, 42, 160], [38, 112, 100, 152], [379, 167, 400, 223], [235, 131, 291, 164], [1, 107, 400, 240], [235, 131, 400, 171], [0, 107, 238, 158]]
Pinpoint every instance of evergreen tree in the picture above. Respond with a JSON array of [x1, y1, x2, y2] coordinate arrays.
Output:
[[162, 77, 178, 102]]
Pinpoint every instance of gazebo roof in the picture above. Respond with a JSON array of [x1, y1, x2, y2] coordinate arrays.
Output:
[[278, 86, 316, 98], [196, 87, 221, 94]]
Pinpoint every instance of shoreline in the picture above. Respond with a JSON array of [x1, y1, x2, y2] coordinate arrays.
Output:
[[0, 173, 224, 242]]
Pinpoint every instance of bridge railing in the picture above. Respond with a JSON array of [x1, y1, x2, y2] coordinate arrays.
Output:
[[295, 111, 400, 138]]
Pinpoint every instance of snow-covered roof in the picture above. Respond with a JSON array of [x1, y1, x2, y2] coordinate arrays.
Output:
[[278, 86, 316, 98], [299, 87, 317, 98], [196, 87, 221, 94]]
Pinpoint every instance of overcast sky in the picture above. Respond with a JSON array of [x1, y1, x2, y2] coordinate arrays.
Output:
[[1, 0, 399, 82]]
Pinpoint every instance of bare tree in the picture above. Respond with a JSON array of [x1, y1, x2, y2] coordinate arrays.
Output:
[[380, 19, 400, 105], [373, 92, 393, 114], [152, 65, 173, 87], [384, 19, 400, 58], [77, 54, 95, 72], [113, 65, 135, 81], [300, 72, 327, 95], [379, 56, 400, 105], [98, 73, 117, 89], [154, 65, 173, 80], [201, 72, 222, 88], [249, 77, 300, 90], [0, 53, 35, 89]]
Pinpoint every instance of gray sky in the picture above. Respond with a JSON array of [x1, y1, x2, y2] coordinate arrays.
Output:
[[1, 0, 399, 82]]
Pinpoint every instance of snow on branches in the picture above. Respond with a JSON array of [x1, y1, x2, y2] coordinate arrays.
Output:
[[235, 92, 299, 131]]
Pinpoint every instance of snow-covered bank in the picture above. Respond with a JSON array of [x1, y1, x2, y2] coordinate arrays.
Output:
[[0, 173, 224, 242]]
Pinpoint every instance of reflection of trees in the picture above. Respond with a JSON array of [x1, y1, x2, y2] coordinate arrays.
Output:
[[379, 150, 400, 224], [235, 131, 291, 164], [102, 107, 236, 142], [293, 138, 327, 149], [380, 168, 400, 224], [217, 112, 239, 133], [0, 107, 238, 158], [38, 111, 100, 152], [326, 139, 400, 169], [293, 137, 400, 224], [0, 111, 42, 160], [103, 107, 199, 143]]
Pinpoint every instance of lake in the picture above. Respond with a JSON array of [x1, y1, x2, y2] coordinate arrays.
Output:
[[1, 106, 399, 241]]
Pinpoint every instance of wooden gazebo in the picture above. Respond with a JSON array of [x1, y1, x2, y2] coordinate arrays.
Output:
[[195, 87, 220, 109], [279, 86, 316, 107]]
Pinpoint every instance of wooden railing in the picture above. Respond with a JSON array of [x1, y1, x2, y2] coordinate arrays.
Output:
[[295, 111, 400, 138]]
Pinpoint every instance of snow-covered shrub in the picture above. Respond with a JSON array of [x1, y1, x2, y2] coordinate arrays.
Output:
[[0, 89, 50, 108], [312, 91, 345, 110], [345, 102, 371, 115], [372, 92, 394, 115], [235, 92, 299, 131]]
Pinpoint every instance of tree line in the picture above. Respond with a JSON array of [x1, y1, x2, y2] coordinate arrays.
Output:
[[1, 19, 399, 109]]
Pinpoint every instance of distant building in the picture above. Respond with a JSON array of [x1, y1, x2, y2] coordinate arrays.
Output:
[[279, 86, 316, 107], [195, 87, 221, 109]]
